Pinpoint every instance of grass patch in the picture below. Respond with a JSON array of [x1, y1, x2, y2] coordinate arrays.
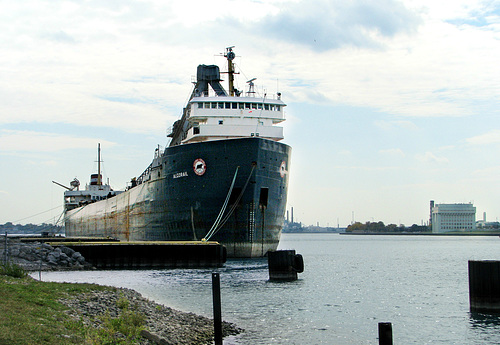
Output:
[[0, 262, 27, 278], [87, 308, 145, 344], [0, 272, 145, 345]]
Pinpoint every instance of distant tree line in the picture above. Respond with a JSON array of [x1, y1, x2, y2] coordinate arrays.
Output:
[[346, 221, 429, 233], [477, 222, 500, 229], [0, 222, 63, 235]]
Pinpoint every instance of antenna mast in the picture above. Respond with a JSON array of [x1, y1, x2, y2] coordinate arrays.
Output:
[[97, 143, 102, 186], [225, 46, 236, 96]]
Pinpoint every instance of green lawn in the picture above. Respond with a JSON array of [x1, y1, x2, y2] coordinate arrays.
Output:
[[0, 265, 144, 345]]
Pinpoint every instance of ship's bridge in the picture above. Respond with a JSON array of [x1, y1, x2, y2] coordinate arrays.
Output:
[[182, 95, 286, 144]]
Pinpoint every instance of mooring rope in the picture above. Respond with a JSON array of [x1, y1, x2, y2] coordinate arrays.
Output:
[[204, 164, 256, 241], [214, 164, 255, 232], [202, 166, 240, 241], [12, 205, 63, 224]]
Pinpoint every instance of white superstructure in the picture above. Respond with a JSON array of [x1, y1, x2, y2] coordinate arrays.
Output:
[[431, 203, 476, 233], [55, 144, 123, 212], [167, 47, 286, 147], [183, 96, 285, 143]]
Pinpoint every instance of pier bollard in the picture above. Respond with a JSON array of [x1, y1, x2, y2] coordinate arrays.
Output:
[[212, 272, 222, 345], [469, 260, 500, 313], [378, 322, 393, 345], [268, 250, 304, 281]]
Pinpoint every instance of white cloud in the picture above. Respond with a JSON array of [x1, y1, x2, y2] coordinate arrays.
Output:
[[472, 166, 500, 180], [375, 120, 419, 131], [416, 151, 449, 163], [466, 129, 500, 145], [380, 148, 406, 157], [338, 149, 352, 156], [0, 130, 115, 152], [253, 0, 421, 51]]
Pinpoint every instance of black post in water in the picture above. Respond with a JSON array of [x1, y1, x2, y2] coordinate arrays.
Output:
[[378, 322, 393, 345], [469, 260, 500, 313], [212, 272, 222, 345], [3, 231, 7, 264]]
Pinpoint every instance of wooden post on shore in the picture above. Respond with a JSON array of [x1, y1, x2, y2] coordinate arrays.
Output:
[[268, 250, 304, 281], [378, 322, 393, 345], [212, 272, 222, 345], [3, 231, 7, 264], [468, 260, 500, 313]]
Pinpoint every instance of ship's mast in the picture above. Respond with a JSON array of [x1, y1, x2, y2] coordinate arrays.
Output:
[[225, 46, 236, 96], [97, 143, 102, 186]]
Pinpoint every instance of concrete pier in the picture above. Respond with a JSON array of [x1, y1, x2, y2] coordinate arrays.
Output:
[[48, 241, 227, 269]]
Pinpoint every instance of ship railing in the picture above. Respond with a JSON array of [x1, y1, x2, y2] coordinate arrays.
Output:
[[137, 162, 153, 185]]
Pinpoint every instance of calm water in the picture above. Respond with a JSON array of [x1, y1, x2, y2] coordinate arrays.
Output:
[[37, 234, 500, 344]]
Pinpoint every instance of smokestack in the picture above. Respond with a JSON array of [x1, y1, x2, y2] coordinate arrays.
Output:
[[291, 207, 294, 224], [484, 212, 487, 222], [430, 200, 435, 226]]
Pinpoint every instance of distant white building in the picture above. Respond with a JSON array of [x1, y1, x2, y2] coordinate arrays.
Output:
[[431, 203, 476, 233]]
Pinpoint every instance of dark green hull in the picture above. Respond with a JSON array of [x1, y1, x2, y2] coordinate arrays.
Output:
[[65, 137, 291, 257]]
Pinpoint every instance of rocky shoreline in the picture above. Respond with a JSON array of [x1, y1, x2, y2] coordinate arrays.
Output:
[[61, 286, 242, 345], [1, 238, 242, 344], [0, 237, 93, 271]]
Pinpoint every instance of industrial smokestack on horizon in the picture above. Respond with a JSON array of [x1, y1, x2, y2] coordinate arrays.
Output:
[[430, 200, 435, 226]]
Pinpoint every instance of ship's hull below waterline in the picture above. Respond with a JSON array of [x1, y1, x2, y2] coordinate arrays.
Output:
[[65, 137, 291, 258]]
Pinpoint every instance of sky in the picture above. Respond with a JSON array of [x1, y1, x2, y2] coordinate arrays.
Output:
[[0, 0, 499, 227]]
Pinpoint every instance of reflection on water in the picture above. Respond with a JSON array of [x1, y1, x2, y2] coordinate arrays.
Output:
[[37, 234, 500, 344], [470, 312, 500, 328]]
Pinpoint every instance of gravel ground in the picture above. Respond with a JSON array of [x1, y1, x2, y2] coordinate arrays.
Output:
[[60, 284, 242, 344], [2, 238, 242, 344]]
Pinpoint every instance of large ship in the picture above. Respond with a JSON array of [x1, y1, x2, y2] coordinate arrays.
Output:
[[61, 47, 291, 258]]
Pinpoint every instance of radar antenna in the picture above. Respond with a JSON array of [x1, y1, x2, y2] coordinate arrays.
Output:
[[246, 78, 256, 97]]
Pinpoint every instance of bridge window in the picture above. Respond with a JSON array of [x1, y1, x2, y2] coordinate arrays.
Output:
[[225, 102, 231, 109], [204, 102, 210, 109], [211, 102, 217, 109], [264, 104, 269, 110], [198, 102, 203, 108], [232, 103, 238, 109]]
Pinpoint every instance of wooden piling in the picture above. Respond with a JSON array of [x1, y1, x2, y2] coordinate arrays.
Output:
[[268, 250, 304, 281], [469, 260, 500, 313], [3, 231, 7, 264], [212, 272, 222, 345], [378, 322, 393, 345]]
